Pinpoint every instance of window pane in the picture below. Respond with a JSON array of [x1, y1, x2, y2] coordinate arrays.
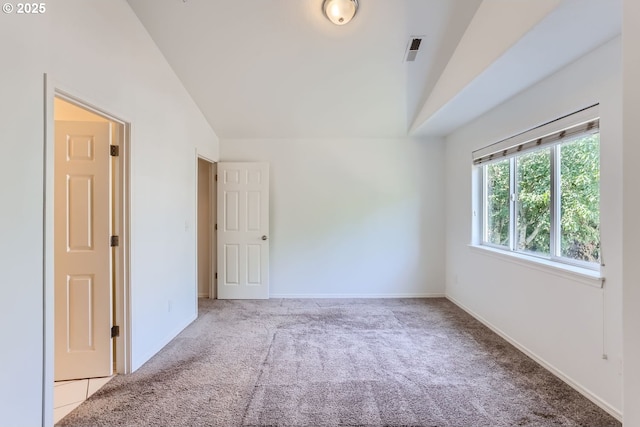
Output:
[[516, 149, 551, 255], [560, 134, 600, 262], [485, 160, 510, 247]]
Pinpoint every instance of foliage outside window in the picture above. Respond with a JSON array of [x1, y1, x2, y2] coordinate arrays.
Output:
[[559, 135, 600, 262], [516, 148, 551, 255], [481, 131, 600, 268], [485, 160, 510, 247]]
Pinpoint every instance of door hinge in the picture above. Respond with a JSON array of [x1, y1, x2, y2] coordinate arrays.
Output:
[[110, 145, 120, 157], [215, 223, 218, 231], [215, 174, 218, 181], [110, 235, 120, 247], [215, 272, 218, 279], [111, 325, 120, 338]]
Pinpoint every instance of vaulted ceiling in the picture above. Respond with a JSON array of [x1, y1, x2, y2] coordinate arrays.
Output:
[[126, 0, 621, 139]]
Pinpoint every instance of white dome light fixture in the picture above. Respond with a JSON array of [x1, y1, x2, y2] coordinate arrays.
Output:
[[323, 0, 359, 25]]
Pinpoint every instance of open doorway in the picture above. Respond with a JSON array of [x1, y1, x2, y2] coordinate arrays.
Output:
[[48, 94, 130, 423], [198, 158, 217, 299]]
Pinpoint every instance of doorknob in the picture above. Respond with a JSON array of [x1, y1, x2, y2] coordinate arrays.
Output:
[[261, 235, 268, 241]]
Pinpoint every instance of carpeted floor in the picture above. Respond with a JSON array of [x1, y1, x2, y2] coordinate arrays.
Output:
[[57, 298, 620, 427]]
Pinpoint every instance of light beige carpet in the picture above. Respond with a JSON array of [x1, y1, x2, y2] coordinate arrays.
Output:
[[57, 298, 620, 427]]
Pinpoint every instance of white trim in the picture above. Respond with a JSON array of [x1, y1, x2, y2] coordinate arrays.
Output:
[[446, 295, 622, 422], [269, 293, 446, 299], [43, 74, 54, 427], [195, 154, 217, 301], [209, 162, 217, 300], [468, 244, 604, 288], [113, 118, 132, 378], [194, 150, 200, 307]]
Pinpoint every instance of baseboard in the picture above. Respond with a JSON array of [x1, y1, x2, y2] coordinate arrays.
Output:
[[269, 293, 446, 299], [198, 293, 209, 298], [131, 312, 198, 372], [446, 295, 623, 422]]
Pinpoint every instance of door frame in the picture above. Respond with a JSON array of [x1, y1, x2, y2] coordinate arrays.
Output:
[[195, 152, 217, 300], [210, 162, 217, 299], [43, 75, 131, 425]]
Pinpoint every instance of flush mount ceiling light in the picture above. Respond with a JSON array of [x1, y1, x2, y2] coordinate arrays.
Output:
[[323, 0, 359, 25]]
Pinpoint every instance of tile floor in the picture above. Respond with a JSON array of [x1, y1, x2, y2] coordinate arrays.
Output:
[[54, 376, 114, 424]]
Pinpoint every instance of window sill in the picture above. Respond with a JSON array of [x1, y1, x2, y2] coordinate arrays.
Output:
[[467, 244, 604, 288]]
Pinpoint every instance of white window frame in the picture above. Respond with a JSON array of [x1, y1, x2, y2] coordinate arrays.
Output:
[[472, 105, 603, 280]]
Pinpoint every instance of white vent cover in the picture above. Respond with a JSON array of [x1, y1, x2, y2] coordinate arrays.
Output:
[[404, 37, 423, 62]]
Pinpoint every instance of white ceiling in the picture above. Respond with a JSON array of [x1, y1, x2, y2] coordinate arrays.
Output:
[[411, 0, 622, 137], [126, 0, 621, 140]]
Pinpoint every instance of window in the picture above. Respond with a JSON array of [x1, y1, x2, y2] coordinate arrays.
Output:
[[484, 159, 510, 247], [474, 107, 600, 269]]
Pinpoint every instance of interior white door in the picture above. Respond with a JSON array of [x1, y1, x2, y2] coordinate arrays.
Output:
[[217, 162, 270, 299], [54, 121, 113, 381]]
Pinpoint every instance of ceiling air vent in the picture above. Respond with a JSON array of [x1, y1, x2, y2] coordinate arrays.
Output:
[[404, 37, 423, 62]]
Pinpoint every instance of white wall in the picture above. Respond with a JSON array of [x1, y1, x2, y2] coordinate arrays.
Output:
[[622, 0, 640, 424], [0, 1, 218, 425], [444, 37, 623, 418], [221, 137, 445, 298]]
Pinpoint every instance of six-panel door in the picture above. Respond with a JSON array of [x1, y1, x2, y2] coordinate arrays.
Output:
[[54, 121, 113, 380], [217, 163, 270, 299]]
